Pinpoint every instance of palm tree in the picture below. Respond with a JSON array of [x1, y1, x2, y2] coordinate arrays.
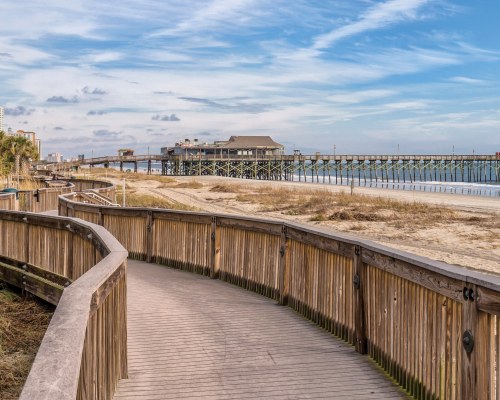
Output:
[[0, 134, 39, 186]]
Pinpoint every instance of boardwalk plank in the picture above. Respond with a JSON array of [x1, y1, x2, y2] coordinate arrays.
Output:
[[113, 260, 408, 399]]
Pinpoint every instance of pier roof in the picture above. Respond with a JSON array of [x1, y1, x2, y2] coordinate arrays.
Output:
[[225, 135, 283, 148]]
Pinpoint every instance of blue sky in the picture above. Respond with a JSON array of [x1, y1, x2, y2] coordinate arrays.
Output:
[[1, 0, 499, 157]]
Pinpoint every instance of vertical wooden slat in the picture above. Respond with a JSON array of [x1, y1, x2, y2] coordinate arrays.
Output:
[[353, 246, 366, 354]]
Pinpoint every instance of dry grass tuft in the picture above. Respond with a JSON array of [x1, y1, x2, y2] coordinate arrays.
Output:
[[175, 180, 204, 189], [116, 191, 196, 211], [210, 184, 243, 193], [77, 168, 176, 184], [234, 186, 458, 228], [0, 284, 54, 399]]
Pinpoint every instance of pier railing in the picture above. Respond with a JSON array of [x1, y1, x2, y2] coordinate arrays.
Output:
[[0, 210, 128, 400], [59, 192, 500, 400]]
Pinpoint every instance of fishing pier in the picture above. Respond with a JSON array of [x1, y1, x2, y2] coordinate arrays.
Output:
[[43, 153, 500, 184]]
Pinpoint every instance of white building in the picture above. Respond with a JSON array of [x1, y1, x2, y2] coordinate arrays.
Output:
[[0, 106, 4, 132], [46, 152, 63, 163]]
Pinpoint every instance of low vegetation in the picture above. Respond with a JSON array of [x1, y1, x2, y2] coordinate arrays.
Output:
[[175, 180, 204, 189], [0, 284, 54, 399], [235, 186, 458, 227], [210, 184, 243, 193], [116, 190, 196, 211], [79, 168, 176, 185]]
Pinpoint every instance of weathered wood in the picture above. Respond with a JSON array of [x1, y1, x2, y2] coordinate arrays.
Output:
[[56, 193, 500, 400], [216, 216, 282, 235], [153, 210, 212, 224], [286, 226, 354, 258], [0, 210, 128, 400], [0, 255, 71, 287], [146, 210, 153, 263], [210, 216, 220, 278], [477, 286, 500, 316], [362, 249, 464, 302], [353, 247, 367, 354], [90, 262, 126, 313], [278, 225, 289, 305], [461, 283, 478, 400], [114, 260, 407, 400]]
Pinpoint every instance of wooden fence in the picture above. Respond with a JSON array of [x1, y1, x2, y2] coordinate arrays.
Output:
[[0, 192, 17, 211], [0, 178, 115, 212], [0, 210, 128, 400], [59, 193, 500, 400]]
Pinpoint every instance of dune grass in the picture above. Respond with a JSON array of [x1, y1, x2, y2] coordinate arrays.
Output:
[[174, 180, 204, 189], [116, 191, 196, 211], [0, 284, 54, 399], [235, 186, 458, 226]]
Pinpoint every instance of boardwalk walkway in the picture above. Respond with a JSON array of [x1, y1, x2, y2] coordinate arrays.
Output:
[[113, 260, 408, 399]]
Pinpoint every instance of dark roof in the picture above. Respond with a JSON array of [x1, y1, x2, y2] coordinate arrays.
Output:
[[224, 136, 283, 149]]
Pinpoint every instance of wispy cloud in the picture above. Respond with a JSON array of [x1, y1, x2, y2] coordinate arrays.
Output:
[[179, 97, 273, 113], [312, 0, 430, 50], [448, 76, 486, 85], [149, 0, 263, 38]]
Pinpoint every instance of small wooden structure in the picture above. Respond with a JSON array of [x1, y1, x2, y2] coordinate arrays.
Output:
[[118, 148, 134, 157]]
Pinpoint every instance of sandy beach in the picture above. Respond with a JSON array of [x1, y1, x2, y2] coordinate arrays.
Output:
[[87, 170, 500, 274]]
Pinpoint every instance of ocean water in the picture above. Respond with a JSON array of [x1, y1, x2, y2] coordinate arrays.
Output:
[[107, 162, 500, 197]]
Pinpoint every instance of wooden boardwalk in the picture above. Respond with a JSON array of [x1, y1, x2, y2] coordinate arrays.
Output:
[[114, 260, 408, 399]]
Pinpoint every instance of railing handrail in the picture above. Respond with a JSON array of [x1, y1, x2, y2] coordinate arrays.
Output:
[[59, 193, 500, 292], [0, 210, 128, 399]]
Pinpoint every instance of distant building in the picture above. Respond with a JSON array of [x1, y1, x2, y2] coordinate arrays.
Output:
[[5, 129, 41, 160], [162, 136, 284, 157], [0, 107, 3, 132], [46, 152, 63, 163], [118, 149, 134, 156]]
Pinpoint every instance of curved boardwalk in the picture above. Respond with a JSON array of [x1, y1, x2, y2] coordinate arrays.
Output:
[[114, 260, 408, 399]]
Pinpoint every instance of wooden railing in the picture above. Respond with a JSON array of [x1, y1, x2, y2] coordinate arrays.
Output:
[[69, 178, 116, 200], [0, 192, 17, 211], [0, 178, 115, 212], [0, 210, 128, 400], [59, 193, 500, 400]]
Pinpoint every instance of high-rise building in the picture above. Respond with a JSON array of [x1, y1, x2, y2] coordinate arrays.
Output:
[[0, 106, 4, 132]]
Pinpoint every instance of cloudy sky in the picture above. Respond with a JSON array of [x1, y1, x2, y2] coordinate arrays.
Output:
[[1, 0, 499, 157]]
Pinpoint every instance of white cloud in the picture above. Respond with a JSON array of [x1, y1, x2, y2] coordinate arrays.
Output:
[[312, 0, 430, 50], [448, 76, 486, 85]]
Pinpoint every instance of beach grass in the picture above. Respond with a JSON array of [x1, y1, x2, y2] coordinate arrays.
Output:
[[235, 186, 458, 227], [0, 284, 53, 399], [116, 191, 196, 211]]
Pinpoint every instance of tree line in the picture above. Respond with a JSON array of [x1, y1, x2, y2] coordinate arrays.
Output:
[[0, 131, 39, 180]]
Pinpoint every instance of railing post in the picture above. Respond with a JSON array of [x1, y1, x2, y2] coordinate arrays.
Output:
[[99, 207, 105, 226], [210, 216, 220, 279], [461, 282, 478, 399], [24, 218, 30, 264], [146, 211, 153, 263], [353, 245, 367, 354], [278, 225, 289, 305]]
